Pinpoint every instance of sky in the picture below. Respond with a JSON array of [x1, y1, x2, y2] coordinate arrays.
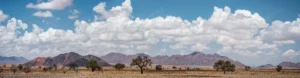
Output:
[[0, 0, 300, 66]]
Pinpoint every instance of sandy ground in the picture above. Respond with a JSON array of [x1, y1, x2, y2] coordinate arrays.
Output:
[[0, 67, 300, 78]]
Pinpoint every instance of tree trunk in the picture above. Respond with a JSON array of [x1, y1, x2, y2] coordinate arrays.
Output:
[[140, 67, 143, 74], [223, 70, 226, 74]]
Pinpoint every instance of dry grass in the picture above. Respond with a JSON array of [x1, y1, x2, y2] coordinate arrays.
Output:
[[0, 66, 299, 78]]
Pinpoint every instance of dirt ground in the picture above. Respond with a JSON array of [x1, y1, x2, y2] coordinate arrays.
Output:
[[0, 67, 300, 78]]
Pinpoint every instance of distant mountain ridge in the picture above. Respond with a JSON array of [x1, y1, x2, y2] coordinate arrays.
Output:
[[23, 52, 110, 66], [101, 52, 246, 67], [0, 56, 28, 64], [258, 62, 300, 69]]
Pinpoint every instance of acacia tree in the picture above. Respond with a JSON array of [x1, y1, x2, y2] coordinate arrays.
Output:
[[220, 61, 235, 74], [130, 56, 152, 74], [245, 66, 251, 71], [276, 65, 282, 72], [213, 60, 224, 71], [114, 63, 125, 70], [88, 60, 102, 72]]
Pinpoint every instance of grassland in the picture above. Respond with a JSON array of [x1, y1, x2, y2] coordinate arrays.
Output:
[[0, 66, 300, 78]]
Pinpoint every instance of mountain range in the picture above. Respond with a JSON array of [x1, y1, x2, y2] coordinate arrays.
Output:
[[0, 56, 28, 64], [258, 62, 300, 69], [23, 52, 110, 66], [101, 52, 246, 67]]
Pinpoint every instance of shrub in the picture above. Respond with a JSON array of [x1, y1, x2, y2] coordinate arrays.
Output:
[[0, 66, 3, 73], [114, 63, 125, 70], [10, 65, 18, 74], [18, 64, 23, 70], [23, 66, 31, 74], [155, 65, 162, 71], [245, 66, 251, 71], [43, 67, 48, 72], [276, 65, 282, 72], [172, 66, 177, 69]]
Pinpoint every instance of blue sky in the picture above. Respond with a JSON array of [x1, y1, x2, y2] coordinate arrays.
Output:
[[0, 0, 300, 66]]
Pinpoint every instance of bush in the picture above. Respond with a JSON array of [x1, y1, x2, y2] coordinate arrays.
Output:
[[18, 64, 23, 70], [0, 66, 3, 73], [23, 66, 31, 74], [155, 65, 162, 71], [114, 63, 125, 70], [38, 66, 42, 69], [245, 66, 251, 71], [10, 65, 18, 74], [172, 66, 177, 69], [43, 67, 48, 72], [276, 65, 282, 72]]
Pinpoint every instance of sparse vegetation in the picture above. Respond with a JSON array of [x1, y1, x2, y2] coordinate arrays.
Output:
[[114, 63, 125, 70], [130, 56, 152, 74], [38, 66, 42, 69], [276, 65, 282, 72]]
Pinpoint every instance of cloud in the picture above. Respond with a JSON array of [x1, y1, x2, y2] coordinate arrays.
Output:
[[33, 11, 53, 18], [259, 18, 300, 40], [68, 9, 80, 20], [282, 49, 300, 57], [0, 10, 8, 23], [93, 0, 132, 19], [26, 0, 73, 10], [0, 0, 298, 61]]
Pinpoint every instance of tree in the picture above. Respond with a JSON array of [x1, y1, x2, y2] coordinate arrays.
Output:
[[130, 56, 152, 74], [23, 66, 31, 74], [213, 60, 224, 71], [69, 63, 79, 71], [245, 66, 251, 71], [3, 65, 6, 68], [18, 64, 23, 70], [53, 64, 57, 71], [220, 60, 235, 74], [87, 60, 102, 72], [10, 65, 17, 74], [276, 65, 282, 72], [114, 63, 125, 70], [0, 66, 3, 73], [155, 65, 162, 71]]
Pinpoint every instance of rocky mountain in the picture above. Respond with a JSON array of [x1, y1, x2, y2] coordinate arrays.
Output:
[[279, 62, 300, 69], [24, 52, 110, 66], [0, 56, 28, 64], [101, 52, 246, 67], [258, 64, 275, 68]]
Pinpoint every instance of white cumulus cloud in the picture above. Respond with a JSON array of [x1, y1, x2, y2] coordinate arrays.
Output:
[[33, 11, 53, 18], [0, 10, 8, 23], [26, 0, 73, 10]]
